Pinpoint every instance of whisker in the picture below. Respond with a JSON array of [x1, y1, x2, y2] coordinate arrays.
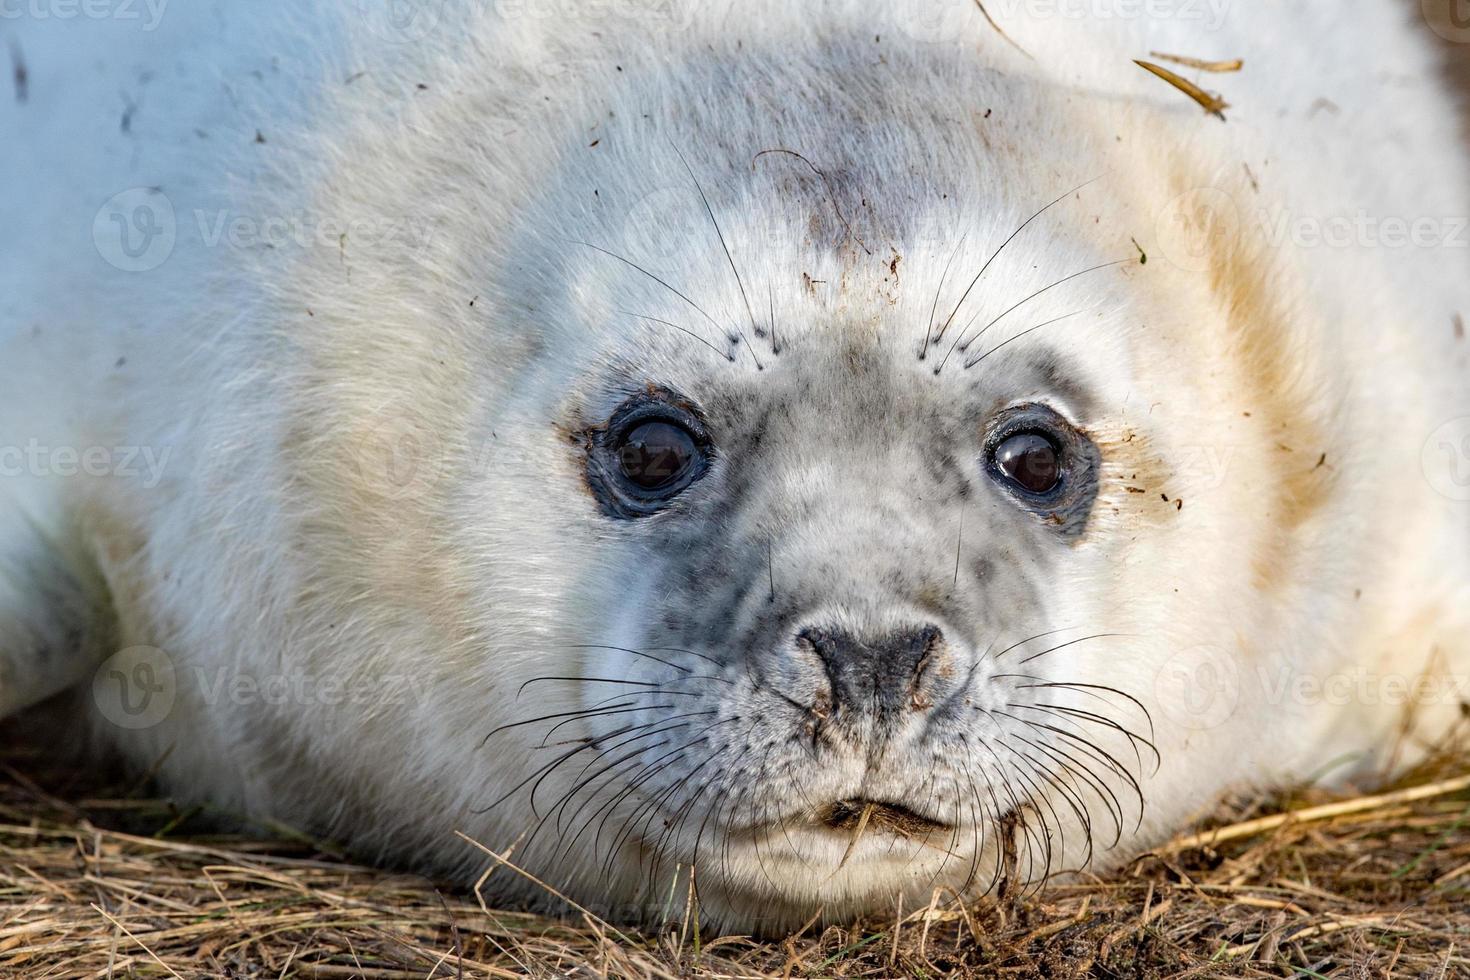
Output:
[[998, 675, 1157, 742], [1010, 700, 1160, 771], [568, 238, 727, 339], [472, 719, 650, 815], [539, 703, 678, 746], [526, 720, 675, 817], [997, 742, 1096, 868], [1016, 632, 1129, 665], [517, 675, 676, 697], [566, 644, 694, 675], [640, 645, 726, 669], [1000, 722, 1126, 845], [935, 258, 1130, 375], [961, 308, 1091, 370], [552, 713, 717, 835], [932, 175, 1103, 347], [1004, 714, 1145, 834], [751, 147, 872, 256], [987, 626, 1078, 662], [617, 310, 733, 362], [479, 700, 639, 747], [767, 282, 779, 355], [952, 504, 964, 588], [672, 143, 763, 370], [921, 235, 967, 359], [607, 718, 740, 866]]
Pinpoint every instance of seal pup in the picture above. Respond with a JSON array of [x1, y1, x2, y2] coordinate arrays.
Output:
[[1, 0, 1467, 932]]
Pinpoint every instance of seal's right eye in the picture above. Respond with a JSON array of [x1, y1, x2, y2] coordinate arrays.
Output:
[[617, 421, 698, 491], [584, 391, 712, 519]]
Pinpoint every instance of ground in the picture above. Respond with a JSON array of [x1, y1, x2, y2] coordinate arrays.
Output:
[[1, 719, 1466, 979]]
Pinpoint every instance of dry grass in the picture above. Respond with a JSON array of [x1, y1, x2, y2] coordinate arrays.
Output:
[[2, 723, 1467, 978]]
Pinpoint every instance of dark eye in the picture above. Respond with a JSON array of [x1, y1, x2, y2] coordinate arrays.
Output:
[[617, 421, 698, 491], [993, 431, 1062, 495], [585, 390, 712, 519], [983, 403, 1100, 536]]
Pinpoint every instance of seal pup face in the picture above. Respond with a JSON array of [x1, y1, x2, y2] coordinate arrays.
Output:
[[444, 37, 1264, 931], [565, 329, 1130, 916]]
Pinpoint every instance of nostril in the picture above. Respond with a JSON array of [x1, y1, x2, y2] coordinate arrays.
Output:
[[912, 623, 942, 659], [794, 627, 836, 661], [909, 626, 944, 709], [915, 625, 943, 655], [793, 623, 948, 717]]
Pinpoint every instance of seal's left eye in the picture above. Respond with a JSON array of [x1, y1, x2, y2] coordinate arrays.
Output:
[[617, 421, 697, 491], [993, 431, 1062, 495]]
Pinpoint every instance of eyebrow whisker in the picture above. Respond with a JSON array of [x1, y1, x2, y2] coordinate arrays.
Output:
[[672, 143, 764, 370], [932, 175, 1104, 348], [936, 259, 1130, 375], [962, 307, 1094, 370], [617, 310, 734, 362]]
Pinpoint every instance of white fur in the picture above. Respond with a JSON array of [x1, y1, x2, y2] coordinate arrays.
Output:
[[2, 0, 1468, 932]]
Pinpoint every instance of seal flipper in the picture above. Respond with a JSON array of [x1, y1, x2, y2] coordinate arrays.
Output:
[[0, 511, 113, 719]]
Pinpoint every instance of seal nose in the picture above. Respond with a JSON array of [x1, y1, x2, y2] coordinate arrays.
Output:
[[796, 624, 945, 719]]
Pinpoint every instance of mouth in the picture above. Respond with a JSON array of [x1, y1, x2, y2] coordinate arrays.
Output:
[[813, 798, 953, 839]]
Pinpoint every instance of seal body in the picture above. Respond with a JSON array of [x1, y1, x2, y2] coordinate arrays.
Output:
[[2, 1, 1468, 931]]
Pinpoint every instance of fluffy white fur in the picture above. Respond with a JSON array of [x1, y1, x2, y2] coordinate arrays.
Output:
[[2, 0, 1468, 932]]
